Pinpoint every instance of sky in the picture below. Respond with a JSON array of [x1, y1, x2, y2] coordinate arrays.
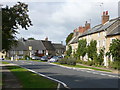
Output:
[[1, 0, 119, 45]]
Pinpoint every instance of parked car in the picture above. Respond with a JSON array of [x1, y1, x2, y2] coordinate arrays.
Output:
[[0, 58, 4, 60], [48, 56, 59, 62], [41, 56, 48, 61], [32, 56, 41, 60]]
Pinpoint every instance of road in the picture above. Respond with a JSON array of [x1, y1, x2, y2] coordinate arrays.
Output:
[[5, 60, 119, 88]]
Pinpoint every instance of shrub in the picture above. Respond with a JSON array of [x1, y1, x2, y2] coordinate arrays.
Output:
[[109, 61, 120, 70], [66, 58, 76, 66], [86, 60, 94, 66], [58, 58, 67, 64]]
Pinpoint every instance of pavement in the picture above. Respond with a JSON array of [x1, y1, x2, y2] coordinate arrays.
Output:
[[1, 63, 22, 90]]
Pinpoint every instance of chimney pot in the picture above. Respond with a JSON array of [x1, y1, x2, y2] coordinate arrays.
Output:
[[106, 11, 108, 15]]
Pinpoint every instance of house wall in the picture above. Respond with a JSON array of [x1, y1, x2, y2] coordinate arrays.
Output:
[[0, 51, 6, 59]]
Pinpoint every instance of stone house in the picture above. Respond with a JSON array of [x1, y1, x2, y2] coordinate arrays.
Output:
[[67, 11, 120, 66]]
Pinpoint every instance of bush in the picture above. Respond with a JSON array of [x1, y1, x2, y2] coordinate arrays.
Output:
[[86, 60, 94, 66], [66, 58, 76, 66], [58, 58, 67, 64], [109, 61, 120, 70], [58, 58, 76, 66]]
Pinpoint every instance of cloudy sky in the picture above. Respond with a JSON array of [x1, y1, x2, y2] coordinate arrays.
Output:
[[2, 0, 119, 45]]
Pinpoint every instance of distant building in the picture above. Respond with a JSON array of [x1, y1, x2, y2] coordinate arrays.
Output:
[[7, 38, 66, 60], [52, 43, 66, 56]]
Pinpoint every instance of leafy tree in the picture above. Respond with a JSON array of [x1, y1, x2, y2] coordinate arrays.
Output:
[[108, 39, 120, 61], [77, 39, 87, 60], [95, 47, 105, 65], [66, 33, 73, 45], [2, 2, 32, 51], [66, 45, 72, 57], [28, 37, 35, 40], [87, 40, 97, 60]]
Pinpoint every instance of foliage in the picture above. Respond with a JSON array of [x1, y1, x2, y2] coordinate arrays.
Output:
[[109, 61, 120, 70], [2, 2, 32, 51], [108, 39, 120, 62], [28, 37, 35, 40], [66, 33, 73, 45], [66, 45, 72, 57], [58, 57, 76, 66], [77, 39, 87, 60], [87, 40, 97, 60], [97, 47, 105, 65]]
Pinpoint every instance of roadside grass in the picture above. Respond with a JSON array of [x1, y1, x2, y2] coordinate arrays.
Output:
[[6, 65, 57, 89], [2, 61, 10, 64], [53, 62, 112, 72]]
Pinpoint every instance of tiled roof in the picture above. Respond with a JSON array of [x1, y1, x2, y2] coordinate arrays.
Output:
[[68, 17, 119, 44], [107, 25, 120, 36]]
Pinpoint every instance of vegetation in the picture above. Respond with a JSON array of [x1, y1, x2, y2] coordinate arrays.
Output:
[[2, 2, 32, 51], [6, 65, 57, 88], [87, 40, 97, 61], [66, 45, 72, 57], [107, 39, 120, 69], [28, 37, 35, 40], [66, 33, 73, 45], [77, 39, 87, 60]]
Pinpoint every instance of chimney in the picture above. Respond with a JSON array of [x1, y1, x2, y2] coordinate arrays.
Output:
[[85, 21, 90, 31], [102, 11, 109, 24], [45, 37, 48, 41]]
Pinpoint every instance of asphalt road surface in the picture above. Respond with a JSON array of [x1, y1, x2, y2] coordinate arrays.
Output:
[[4, 60, 119, 89]]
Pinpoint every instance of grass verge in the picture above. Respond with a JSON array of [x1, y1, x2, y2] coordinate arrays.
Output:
[[6, 65, 57, 89], [53, 62, 112, 72], [2, 61, 10, 64]]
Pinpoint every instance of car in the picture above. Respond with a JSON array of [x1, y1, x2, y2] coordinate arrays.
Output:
[[41, 56, 48, 61], [32, 56, 41, 60], [48, 56, 59, 62], [0, 58, 4, 60]]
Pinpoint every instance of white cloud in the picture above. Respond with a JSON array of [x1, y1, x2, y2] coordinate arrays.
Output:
[[3, 0, 119, 45]]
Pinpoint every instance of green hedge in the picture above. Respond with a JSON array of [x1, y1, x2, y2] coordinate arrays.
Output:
[[58, 58, 76, 66]]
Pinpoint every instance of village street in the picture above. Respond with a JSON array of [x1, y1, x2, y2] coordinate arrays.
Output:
[[5, 60, 119, 89]]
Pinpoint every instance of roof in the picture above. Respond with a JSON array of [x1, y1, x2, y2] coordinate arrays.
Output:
[[25, 40, 46, 50], [79, 18, 118, 38], [10, 40, 46, 51], [52, 43, 66, 49], [11, 41, 27, 51], [107, 25, 120, 36], [68, 17, 119, 44], [41, 40, 55, 51]]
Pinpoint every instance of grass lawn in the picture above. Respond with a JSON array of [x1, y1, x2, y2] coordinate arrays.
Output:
[[2, 61, 10, 64], [6, 65, 57, 89], [53, 62, 112, 72]]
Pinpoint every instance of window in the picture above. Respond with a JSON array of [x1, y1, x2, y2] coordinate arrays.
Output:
[[110, 38, 115, 43], [19, 51, 23, 54], [103, 32, 106, 36], [98, 32, 100, 37], [97, 40, 100, 47]]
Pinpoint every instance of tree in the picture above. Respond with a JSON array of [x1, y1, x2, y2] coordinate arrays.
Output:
[[66, 45, 72, 57], [87, 40, 97, 60], [77, 39, 87, 60], [109, 39, 120, 61], [2, 2, 32, 51], [66, 33, 73, 45], [28, 37, 35, 40], [96, 47, 105, 65]]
